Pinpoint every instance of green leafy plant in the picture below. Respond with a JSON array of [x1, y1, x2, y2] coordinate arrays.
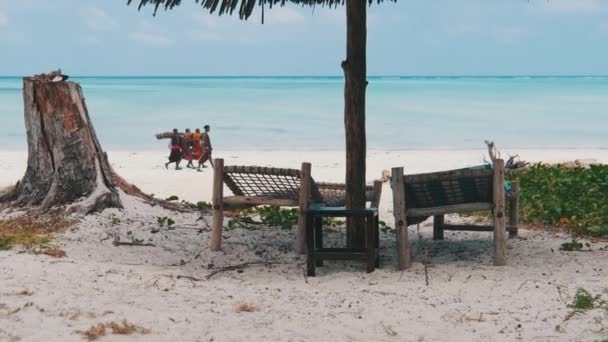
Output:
[[229, 206, 386, 231], [197, 201, 212, 210], [165, 195, 179, 201], [508, 164, 608, 236], [379, 221, 395, 236], [586, 225, 608, 237], [559, 240, 584, 252], [111, 215, 121, 225], [179, 200, 212, 210], [156, 216, 176, 228], [245, 206, 299, 230], [227, 206, 300, 230], [565, 288, 608, 320]]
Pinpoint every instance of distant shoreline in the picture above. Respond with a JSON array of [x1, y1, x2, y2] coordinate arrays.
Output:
[[2, 75, 608, 79], [1, 146, 608, 153]]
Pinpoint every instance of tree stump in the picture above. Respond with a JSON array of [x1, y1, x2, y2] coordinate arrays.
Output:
[[0, 72, 122, 214]]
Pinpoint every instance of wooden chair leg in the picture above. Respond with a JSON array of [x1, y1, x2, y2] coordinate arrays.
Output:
[[391, 167, 411, 270], [374, 215, 380, 268], [493, 159, 507, 266], [306, 213, 316, 277], [508, 181, 520, 238], [433, 215, 444, 240], [295, 162, 312, 254], [366, 213, 376, 273], [314, 216, 323, 267], [210, 158, 224, 251]]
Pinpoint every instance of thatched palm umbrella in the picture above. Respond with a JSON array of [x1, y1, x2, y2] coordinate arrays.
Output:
[[128, 0, 379, 246]]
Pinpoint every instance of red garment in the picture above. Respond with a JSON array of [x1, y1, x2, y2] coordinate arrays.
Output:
[[182, 135, 193, 161], [192, 140, 202, 160]]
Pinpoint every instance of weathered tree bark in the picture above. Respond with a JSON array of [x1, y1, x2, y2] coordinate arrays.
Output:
[[0, 74, 122, 214], [342, 0, 367, 248]]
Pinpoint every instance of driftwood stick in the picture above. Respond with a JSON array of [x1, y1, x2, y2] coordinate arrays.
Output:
[[205, 261, 279, 280], [112, 241, 156, 247], [111, 233, 155, 247], [168, 246, 209, 266], [176, 275, 203, 282], [484, 141, 528, 170], [484, 140, 499, 162]]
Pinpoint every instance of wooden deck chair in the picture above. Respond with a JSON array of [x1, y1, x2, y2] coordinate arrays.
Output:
[[390, 159, 520, 270], [210, 158, 383, 253]]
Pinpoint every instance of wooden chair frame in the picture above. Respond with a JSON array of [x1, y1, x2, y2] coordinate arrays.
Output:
[[391, 159, 520, 270], [210, 158, 383, 253]]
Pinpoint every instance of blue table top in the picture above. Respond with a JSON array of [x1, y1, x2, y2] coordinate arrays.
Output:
[[306, 204, 378, 213]]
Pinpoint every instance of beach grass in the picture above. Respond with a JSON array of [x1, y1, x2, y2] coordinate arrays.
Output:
[[0, 234, 50, 250], [0, 212, 73, 250]]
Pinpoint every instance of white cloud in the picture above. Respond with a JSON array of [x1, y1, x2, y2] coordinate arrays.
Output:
[[317, 7, 344, 26], [445, 20, 528, 45], [192, 13, 222, 30], [190, 30, 221, 41], [0, 11, 8, 27], [533, 0, 604, 14], [267, 7, 305, 25], [129, 32, 173, 46], [81, 7, 118, 31], [190, 13, 224, 41]]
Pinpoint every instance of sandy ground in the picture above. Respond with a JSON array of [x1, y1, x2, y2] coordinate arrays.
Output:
[[1, 148, 608, 225], [1, 149, 608, 341]]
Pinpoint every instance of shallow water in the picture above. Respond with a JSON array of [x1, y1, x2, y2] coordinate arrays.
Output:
[[0, 76, 606, 150]]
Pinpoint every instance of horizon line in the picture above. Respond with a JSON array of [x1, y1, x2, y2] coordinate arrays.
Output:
[[1, 74, 607, 78]]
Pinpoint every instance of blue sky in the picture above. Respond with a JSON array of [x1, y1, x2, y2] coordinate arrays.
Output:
[[0, 0, 606, 75]]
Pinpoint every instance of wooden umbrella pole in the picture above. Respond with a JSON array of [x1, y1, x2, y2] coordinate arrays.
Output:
[[343, 0, 368, 248]]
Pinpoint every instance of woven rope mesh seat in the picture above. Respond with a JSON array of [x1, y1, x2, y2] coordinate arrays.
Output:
[[403, 167, 494, 225], [391, 160, 518, 269], [222, 165, 375, 207]]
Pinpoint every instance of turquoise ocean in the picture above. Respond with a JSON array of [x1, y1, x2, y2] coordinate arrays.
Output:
[[0, 76, 606, 150]]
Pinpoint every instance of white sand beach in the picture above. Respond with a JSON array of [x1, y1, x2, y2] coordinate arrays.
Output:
[[2, 148, 608, 225], [1, 148, 608, 341], [2, 0, 608, 339]]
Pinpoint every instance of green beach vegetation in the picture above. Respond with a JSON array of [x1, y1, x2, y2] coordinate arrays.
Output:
[[509, 164, 608, 237]]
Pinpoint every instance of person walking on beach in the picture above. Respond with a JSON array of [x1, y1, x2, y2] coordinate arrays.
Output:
[[183, 128, 195, 168], [192, 128, 203, 162], [198, 125, 214, 170], [165, 128, 183, 170]]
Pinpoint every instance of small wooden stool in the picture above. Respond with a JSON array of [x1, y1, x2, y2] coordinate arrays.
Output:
[[305, 207, 379, 276]]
